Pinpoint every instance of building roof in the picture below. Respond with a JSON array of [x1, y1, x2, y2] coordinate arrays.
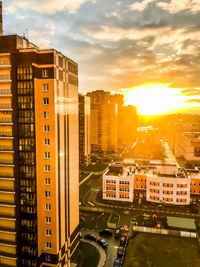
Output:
[[167, 216, 196, 230]]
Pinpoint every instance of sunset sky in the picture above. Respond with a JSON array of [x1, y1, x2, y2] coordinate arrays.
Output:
[[3, 0, 200, 114]]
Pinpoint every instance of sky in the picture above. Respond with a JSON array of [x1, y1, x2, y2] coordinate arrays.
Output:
[[3, 0, 200, 114]]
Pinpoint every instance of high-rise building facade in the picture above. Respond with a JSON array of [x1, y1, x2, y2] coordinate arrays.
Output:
[[87, 90, 119, 154], [0, 4, 79, 267], [79, 94, 91, 168]]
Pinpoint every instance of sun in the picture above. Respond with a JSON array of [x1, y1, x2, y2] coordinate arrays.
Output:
[[123, 84, 185, 115]]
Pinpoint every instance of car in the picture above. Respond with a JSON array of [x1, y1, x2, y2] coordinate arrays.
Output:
[[120, 236, 126, 246], [97, 239, 108, 249], [84, 234, 97, 242], [99, 229, 112, 237], [115, 229, 121, 239], [117, 246, 124, 258], [113, 259, 121, 267]]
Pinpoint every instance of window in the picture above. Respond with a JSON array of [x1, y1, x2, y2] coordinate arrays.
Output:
[[44, 165, 50, 172], [43, 98, 49, 105], [106, 179, 116, 184], [44, 152, 50, 159], [44, 111, 49, 119], [106, 187, 116, 191], [45, 217, 51, 223], [44, 125, 50, 132], [43, 84, 49, 91], [46, 229, 52, 236], [106, 194, 116, 198], [46, 242, 51, 249], [42, 69, 48, 78], [45, 204, 51, 211], [45, 191, 51, 198], [44, 138, 50, 145], [45, 255, 51, 262], [119, 195, 129, 199], [119, 181, 130, 185], [45, 178, 50, 185]]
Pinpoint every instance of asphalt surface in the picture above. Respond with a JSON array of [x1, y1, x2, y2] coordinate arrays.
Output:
[[81, 229, 119, 267]]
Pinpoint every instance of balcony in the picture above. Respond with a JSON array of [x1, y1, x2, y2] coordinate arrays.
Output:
[[0, 160, 14, 166], [0, 145, 13, 151], [0, 89, 12, 96], [0, 75, 11, 83], [0, 104, 12, 111], [0, 173, 13, 178], [0, 118, 12, 124], [0, 132, 12, 137]]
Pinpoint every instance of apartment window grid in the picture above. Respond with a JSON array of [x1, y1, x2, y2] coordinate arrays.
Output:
[[119, 195, 129, 199], [106, 179, 116, 184], [119, 188, 130, 192], [119, 181, 130, 185], [106, 194, 116, 198], [106, 187, 116, 191]]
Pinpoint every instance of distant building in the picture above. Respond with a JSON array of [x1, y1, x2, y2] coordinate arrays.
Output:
[[87, 90, 120, 154], [174, 132, 200, 162], [103, 163, 200, 205], [0, 3, 79, 266], [79, 94, 91, 168], [103, 164, 134, 202]]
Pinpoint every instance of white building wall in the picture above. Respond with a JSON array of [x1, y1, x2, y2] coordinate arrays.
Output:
[[103, 172, 134, 202], [146, 175, 190, 205]]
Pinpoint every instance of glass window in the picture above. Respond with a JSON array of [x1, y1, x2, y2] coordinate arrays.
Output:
[[44, 112, 49, 119], [45, 217, 51, 223], [45, 191, 51, 198], [43, 98, 49, 105], [44, 152, 50, 159], [45, 178, 50, 185], [42, 69, 48, 78], [44, 125, 50, 132], [44, 138, 50, 145], [43, 84, 49, 92], [44, 165, 50, 172]]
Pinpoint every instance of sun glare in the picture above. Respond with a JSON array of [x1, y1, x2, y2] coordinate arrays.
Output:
[[123, 84, 186, 115]]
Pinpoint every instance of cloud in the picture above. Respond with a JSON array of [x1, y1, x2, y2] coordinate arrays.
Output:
[[157, 0, 200, 14], [12, 0, 93, 14], [181, 89, 200, 96], [186, 99, 200, 103], [130, 0, 155, 12]]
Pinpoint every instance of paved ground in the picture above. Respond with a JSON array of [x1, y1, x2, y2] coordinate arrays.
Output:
[[161, 140, 180, 166], [124, 232, 200, 267], [81, 229, 119, 267]]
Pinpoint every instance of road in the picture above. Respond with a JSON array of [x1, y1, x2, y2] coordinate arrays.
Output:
[[161, 140, 180, 167]]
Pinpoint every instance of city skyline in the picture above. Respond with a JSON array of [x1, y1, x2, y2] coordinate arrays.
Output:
[[3, 0, 200, 115]]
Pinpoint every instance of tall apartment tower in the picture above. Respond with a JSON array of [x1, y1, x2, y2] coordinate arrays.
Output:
[[87, 90, 119, 154], [0, 4, 79, 267], [79, 95, 91, 168]]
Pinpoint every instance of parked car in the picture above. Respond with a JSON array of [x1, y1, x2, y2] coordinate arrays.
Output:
[[120, 236, 126, 246], [114, 229, 121, 239], [117, 246, 124, 258], [99, 228, 112, 237], [113, 259, 121, 267], [84, 234, 97, 242], [97, 239, 108, 249]]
